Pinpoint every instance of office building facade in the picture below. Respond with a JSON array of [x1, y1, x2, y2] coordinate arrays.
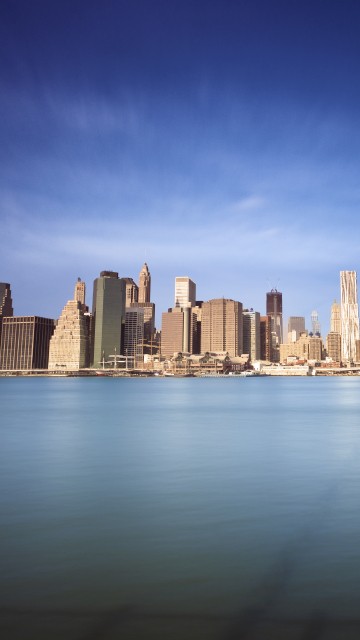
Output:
[[175, 277, 196, 308], [243, 311, 260, 361], [161, 306, 196, 357], [0, 316, 55, 370], [201, 298, 243, 357], [124, 278, 139, 307], [260, 316, 272, 361], [124, 307, 144, 364], [287, 316, 305, 343], [0, 283, 14, 363], [91, 271, 125, 367], [266, 289, 283, 343], [326, 331, 341, 364]]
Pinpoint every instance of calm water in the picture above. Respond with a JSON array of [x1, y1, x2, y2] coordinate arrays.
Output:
[[1, 377, 360, 639]]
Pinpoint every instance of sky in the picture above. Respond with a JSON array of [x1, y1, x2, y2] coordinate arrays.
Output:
[[2, 0, 360, 333]]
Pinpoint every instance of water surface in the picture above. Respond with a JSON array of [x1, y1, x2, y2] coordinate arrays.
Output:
[[1, 377, 360, 639]]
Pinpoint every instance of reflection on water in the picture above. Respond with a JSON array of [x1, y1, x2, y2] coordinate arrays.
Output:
[[1, 377, 360, 639]]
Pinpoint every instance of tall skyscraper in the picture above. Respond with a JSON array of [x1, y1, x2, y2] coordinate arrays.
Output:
[[174, 277, 196, 308], [74, 278, 87, 311], [0, 283, 13, 318], [260, 316, 272, 361], [0, 283, 13, 363], [130, 301, 155, 348], [340, 271, 359, 363], [201, 298, 243, 356], [123, 278, 139, 306], [266, 289, 283, 343], [311, 310, 321, 335], [243, 311, 260, 361], [91, 271, 125, 367], [0, 316, 55, 370], [48, 281, 90, 370], [138, 263, 151, 303], [287, 316, 305, 342], [330, 300, 341, 334]]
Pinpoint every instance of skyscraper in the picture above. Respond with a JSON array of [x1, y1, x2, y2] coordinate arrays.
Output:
[[174, 277, 196, 308], [340, 270, 359, 363], [260, 316, 272, 361], [123, 278, 139, 306], [0, 283, 13, 318], [138, 263, 151, 303], [326, 332, 341, 364], [201, 298, 243, 356], [74, 278, 87, 311], [243, 311, 260, 361], [91, 271, 125, 367], [124, 307, 144, 364], [311, 310, 321, 335], [48, 281, 90, 370], [0, 316, 55, 370], [161, 307, 196, 356], [330, 300, 341, 334], [266, 289, 283, 343], [0, 283, 13, 362], [287, 316, 305, 342]]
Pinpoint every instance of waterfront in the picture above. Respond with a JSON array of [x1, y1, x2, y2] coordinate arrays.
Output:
[[1, 377, 360, 639]]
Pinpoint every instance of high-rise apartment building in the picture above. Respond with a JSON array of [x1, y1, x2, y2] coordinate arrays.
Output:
[[340, 270, 359, 363], [174, 277, 196, 308], [138, 263, 151, 303], [243, 311, 260, 361], [201, 298, 243, 357], [48, 284, 90, 370], [330, 300, 341, 334], [91, 271, 125, 367], [0, 316, 55, 370], [287, 317, 305, 342]]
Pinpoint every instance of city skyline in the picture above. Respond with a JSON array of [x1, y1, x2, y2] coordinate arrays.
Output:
[[2, 2, 360, 329], [0, 265, 354, 336]]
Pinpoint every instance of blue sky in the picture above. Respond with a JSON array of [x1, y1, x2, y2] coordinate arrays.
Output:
[[2, 0, 360, 333]]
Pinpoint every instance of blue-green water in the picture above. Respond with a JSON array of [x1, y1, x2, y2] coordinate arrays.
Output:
[[1, 377, 360, 639]]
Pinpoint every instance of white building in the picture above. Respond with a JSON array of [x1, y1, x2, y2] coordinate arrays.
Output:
[[340, 270, 359, 363], [174, 277, 196, 308], [243, 311, 260, 361]]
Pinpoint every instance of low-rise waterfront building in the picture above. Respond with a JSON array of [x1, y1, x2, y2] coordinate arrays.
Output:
[[280, 331, 323, 363]]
